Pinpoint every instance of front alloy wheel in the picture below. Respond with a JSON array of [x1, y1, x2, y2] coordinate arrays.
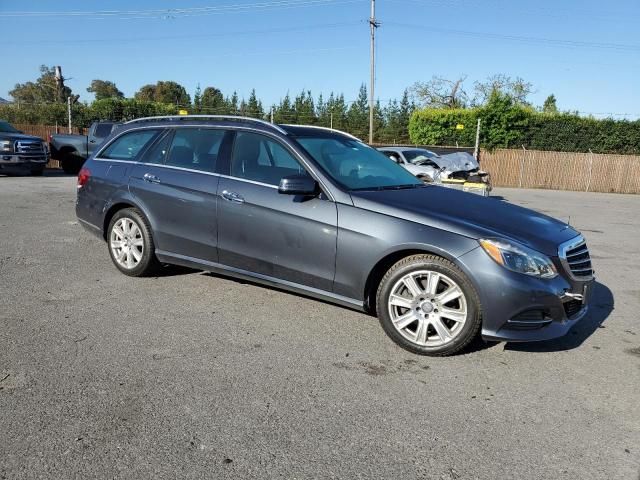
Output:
[[377, 254, 482, 356], [388, 270, 467, 348]]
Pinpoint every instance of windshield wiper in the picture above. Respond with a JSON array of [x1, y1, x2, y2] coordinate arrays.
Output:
[[351, 184, 423, 192]]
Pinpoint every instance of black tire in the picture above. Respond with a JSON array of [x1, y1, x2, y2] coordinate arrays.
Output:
[[376, 254, 482, 356], [107, 208, 161, 277], [61, 156, 82, 175], [30, 168, 44, 176]]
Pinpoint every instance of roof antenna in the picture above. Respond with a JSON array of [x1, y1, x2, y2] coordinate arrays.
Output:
[[567, 216, 571, 226]]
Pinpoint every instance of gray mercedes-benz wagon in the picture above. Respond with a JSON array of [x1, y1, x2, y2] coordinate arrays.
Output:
[[76, 115, 594, 356]]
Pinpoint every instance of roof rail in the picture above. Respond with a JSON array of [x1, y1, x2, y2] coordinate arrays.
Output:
[[124, 115, 288, 135], [281, 124, 361, 142]]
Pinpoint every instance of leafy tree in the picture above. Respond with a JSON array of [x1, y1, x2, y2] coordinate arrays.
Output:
[[473, 74, 533, 106], [133, 81, 190, 105], [10, 65, 75, 104], [327, 93, 348, 130], [542, 94, 558, 114], [200, 87, 225, 113], [134, 84, 157, 102], [411, 76, 468, 109], [347, 84, 369, 140], [245, 89, 264, 118], [87, 80, 124, 100], [227, 91, 239, 115], [478, 91, 531, 148], [294, 90, 316, 124], [192, 84, 202, 113], [273, 93, 296, 124]]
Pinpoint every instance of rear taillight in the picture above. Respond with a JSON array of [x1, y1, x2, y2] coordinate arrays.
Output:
[[77, 167, 90, 189]]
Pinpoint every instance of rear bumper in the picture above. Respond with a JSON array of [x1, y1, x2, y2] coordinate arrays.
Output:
[[457, 246, 594, 342]]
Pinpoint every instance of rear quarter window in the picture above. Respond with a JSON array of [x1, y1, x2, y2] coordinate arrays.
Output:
[[99, 129, 159, 161]]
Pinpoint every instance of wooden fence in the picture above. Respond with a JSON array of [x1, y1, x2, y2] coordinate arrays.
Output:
[[481, 148, 640, 194], [14, 124, 85, 140]]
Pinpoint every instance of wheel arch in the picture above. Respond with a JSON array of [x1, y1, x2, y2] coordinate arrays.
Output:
[[102, 198, 155, 242], [363, 245, 461, 315]]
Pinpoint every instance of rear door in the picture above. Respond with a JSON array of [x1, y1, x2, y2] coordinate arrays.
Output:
[[216, 131, 337, 291], [128, 127, 232, 263]]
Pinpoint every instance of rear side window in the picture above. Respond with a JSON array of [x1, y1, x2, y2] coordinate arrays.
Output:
[[164, 128, 225, 173], [100, 130, 159, 161]]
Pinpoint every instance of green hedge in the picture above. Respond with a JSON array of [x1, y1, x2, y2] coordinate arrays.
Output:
[[409, 95, 640, 154]]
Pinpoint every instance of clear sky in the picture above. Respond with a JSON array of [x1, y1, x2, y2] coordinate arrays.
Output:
[[1, 0, 639, 118]]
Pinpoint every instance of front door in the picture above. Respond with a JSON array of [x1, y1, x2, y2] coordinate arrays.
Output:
[[217, 131, 337, 292]]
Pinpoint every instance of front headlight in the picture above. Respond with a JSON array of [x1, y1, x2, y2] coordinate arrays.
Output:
[[0, 140, 12, 152], [479, 238, 558, 279]]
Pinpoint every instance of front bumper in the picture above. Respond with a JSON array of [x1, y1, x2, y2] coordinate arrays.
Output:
[[0, 153, 49, 172], [457, 246, 594, 342]]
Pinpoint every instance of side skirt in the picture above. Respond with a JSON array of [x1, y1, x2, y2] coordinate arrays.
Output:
[[155, 250, 366, 312]]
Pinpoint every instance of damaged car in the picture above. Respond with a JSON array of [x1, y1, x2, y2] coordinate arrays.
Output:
[[378, 147, 491, 196]]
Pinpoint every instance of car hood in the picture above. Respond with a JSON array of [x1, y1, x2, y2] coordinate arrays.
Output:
[[433, 152, 479, 172], [0, 132, 43, 141], [350, 185, 579, 256]]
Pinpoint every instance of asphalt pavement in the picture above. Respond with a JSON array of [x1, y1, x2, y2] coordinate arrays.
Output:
[[1, 172, 638, 479]]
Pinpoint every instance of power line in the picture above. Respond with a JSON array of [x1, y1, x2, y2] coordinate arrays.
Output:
[[0, 0, 367, 19], [5, 21, 361, 46], [384, 22, 640, 53]]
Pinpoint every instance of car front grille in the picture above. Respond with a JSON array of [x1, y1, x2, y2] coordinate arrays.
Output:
[[559, 236, 593, 280], [15, 140, 45, 154]]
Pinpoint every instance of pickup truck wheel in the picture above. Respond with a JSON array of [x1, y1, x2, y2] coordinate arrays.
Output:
[[376, 254, 482, 356], [107, 208, 160, 277], [61, 157, 82, 175]]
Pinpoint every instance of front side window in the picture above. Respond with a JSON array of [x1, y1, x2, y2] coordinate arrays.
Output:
[[100, 129, 159, 161], [231, 131, 306, 185], [294, 136, 422, 191], [165, 128, 225, 173]]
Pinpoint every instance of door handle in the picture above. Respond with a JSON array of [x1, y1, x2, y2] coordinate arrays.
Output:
[[143, 173, 161, 184], [89, 139, 97, 144], [221, 190, 244, 204]]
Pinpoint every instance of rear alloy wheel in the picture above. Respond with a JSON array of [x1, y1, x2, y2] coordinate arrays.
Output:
[[376, 254, 482, 356], [107, 208, 160, 277]]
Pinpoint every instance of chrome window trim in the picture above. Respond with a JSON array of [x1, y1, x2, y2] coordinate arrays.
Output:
[[558, 234, 594, 281], [95, 124, 336, 201], [217, 174, 278, 190]]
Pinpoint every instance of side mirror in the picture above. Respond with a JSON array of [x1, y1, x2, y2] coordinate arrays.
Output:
[[278, 174, 318, 196], [389, 154, 401, 164]]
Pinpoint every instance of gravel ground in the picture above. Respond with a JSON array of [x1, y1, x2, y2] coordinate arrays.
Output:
[[1, 172, 638, 480]]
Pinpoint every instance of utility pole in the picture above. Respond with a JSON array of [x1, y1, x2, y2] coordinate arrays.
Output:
[[369, 0, 379, 144], [473, 118, 481, 160], [54, 66, 64, 103], [270, 106, 274, 124], [67, 96, 72, 134]]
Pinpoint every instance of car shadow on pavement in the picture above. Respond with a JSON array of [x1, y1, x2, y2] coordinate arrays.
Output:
[[504, 281, 614, 353]]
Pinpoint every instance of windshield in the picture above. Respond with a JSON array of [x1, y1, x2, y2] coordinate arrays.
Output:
[[294, 136, 423, 191], [0, 121, 20, 133], [403, 149, 439, 163]]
